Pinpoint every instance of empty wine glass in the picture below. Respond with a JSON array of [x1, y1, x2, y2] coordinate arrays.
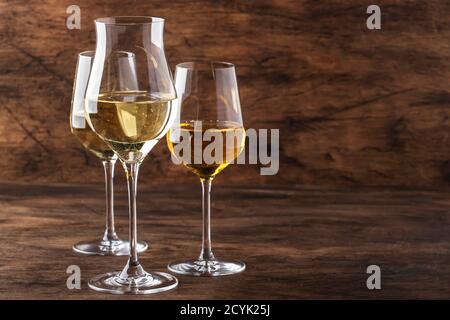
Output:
[[70, 50, 147, 256], [84, 17, 178, 294], [166, 61, 246, 276]]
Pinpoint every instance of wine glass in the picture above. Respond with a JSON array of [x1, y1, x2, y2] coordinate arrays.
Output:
[[70, 50, 148, 256], [166, 61, 246, 276], [84, 17, 178, 294]]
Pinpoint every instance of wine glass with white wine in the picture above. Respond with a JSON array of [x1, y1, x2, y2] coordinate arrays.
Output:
[[70, 51, 147, 256], [167, 61, 246, 276], [84, 17, 178, 294]]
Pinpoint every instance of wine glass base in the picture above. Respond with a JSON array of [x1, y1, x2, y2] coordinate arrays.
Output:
[[168, 259, 245, 276], [72, 239, 148, 256], [88, 271, 178, 295]]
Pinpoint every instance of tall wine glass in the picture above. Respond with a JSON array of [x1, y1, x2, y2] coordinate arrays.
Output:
[[167, 61, 246, 276], [84, 17, 178, 294], [70, 51, 148, 256]]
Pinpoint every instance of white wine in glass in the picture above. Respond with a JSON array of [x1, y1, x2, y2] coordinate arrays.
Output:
[[86, 91, 173, 162], [167, 120, 245, 179], [71, 126, 115, 160], [70, 51, 148, 256]]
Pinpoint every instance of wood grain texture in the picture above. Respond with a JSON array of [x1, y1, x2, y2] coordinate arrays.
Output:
[[0, 0, 450, 187], [0, 182, 449, 299]]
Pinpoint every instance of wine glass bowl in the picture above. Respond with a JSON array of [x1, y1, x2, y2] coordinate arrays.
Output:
[[166, 61, 246, 276]]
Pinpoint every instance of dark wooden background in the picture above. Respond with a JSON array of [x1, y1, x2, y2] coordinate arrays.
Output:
[[1, 0, 450, 188]]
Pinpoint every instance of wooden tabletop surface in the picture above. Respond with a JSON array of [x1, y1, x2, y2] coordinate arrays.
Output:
[[0, 181, 449, 299]]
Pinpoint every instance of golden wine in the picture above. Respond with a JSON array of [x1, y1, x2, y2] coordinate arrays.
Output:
[[167, 121, 245, 179], [86, 91, 173, 162], [71, 126, 116, 160]]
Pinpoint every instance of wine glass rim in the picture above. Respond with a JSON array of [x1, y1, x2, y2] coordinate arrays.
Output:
[[78, 50, 135, 59], [79, 50, 94, 57], [176, 61, 235, 70], [95, 16, 164, 25]]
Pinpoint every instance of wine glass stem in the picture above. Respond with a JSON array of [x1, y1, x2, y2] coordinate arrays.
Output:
[[125, 162, 140, 265], [102, 159, 118, 242], [199, 178, 215, 261]]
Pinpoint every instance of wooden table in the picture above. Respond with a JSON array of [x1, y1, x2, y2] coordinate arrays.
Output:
[[0, 182, 449, 299]]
